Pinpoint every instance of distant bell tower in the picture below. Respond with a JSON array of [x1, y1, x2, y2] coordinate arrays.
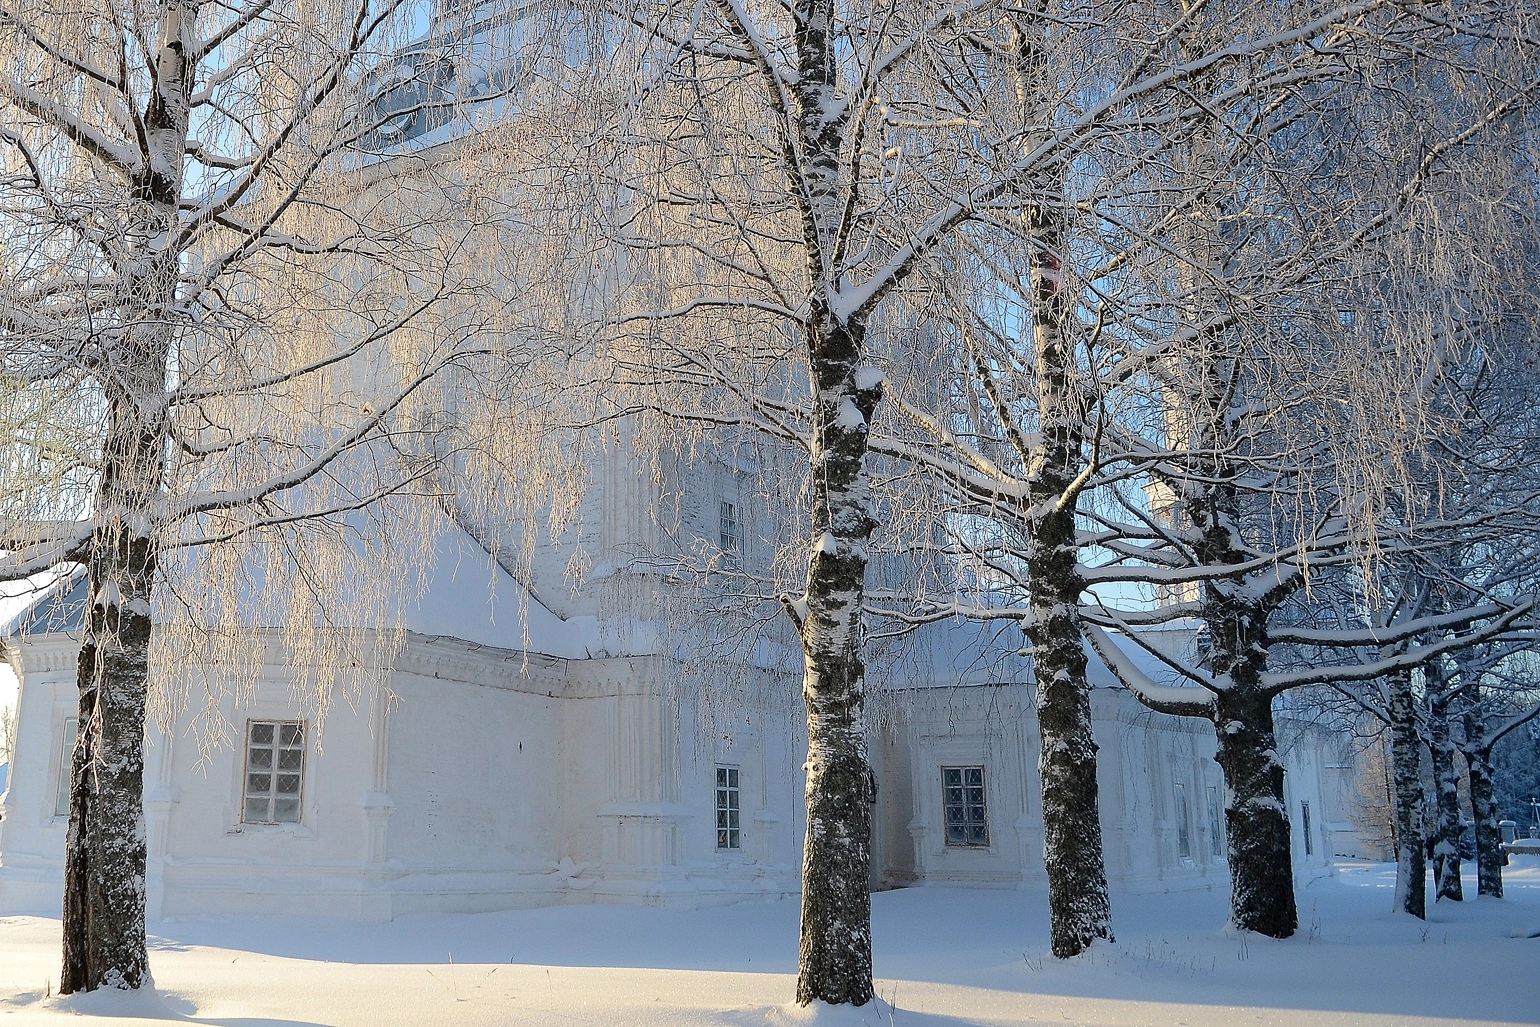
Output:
[[1144, 388, 1201, 609]]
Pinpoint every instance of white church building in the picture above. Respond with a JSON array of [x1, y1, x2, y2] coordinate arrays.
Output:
[[0, 492, 1349, 921], [0, 7, 1356, 920]]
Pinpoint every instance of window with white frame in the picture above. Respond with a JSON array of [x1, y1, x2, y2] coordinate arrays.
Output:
[[1207, 785, 1224, 858], [1174, 782, 1192, 860], [715, 765, 740, 849], [243, 721, 305, 824], [942, 766, 989, 847], [54, 717, 78, 816], [718, 500, 740, 567]]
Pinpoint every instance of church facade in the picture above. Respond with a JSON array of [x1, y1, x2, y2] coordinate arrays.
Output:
[[0, 527, 1348, 921]]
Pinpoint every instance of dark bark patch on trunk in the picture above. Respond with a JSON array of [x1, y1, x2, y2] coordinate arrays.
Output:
[[1213, 688, 1297, 937], [1388, 668, 1427, 919], [62, 555, 153, 993], [793, 313, 879, 1007]]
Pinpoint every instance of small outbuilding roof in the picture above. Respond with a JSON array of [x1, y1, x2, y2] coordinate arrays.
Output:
[[0, 570, 86, 641]]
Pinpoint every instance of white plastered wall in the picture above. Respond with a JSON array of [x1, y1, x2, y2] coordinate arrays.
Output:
[[1, 630, 1343, 920], [0, 636, 79, 913], [871, 681, 1338, 894]]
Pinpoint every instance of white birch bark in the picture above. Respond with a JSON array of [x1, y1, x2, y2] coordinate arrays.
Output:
[[1387, 665, 1427, 919], [1426, 668, 1464, 902]]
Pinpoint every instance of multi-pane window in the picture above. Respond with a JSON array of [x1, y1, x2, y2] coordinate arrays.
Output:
[[243, 721, 305, 824], [718, 501, 740, 567], [54, 717, 78, 816], [1174, 783, 1192, 860], [715, 765, 740, 849], [1301, 800, 1313, 856], [1207, 785, 1224, 858], [942, 766, 989, 847]]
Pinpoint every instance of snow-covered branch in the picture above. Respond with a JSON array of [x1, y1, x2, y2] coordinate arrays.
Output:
[[1083, 624, 1217, 718]]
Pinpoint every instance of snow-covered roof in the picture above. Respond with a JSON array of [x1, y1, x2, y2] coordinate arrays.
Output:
[[0, 570, 86, 641], [0, 528, 1206, 691], [1090, 620, 1209, 688], [870, 613, 1210, 694], [404, 519, 599, 659], [0, 522, 601, 663], [877, 617, 1032, 689]]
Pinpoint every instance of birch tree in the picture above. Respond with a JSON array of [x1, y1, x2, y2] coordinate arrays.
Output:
[[1259, 315, 1540, 915], [0, 0, 565, 992], [604, 0, 1437, 971], [1460, 663, 1540, 896], [590, 0, 1121, 992], [863, 0, 1540, 939], [597, 0, 956, 997]]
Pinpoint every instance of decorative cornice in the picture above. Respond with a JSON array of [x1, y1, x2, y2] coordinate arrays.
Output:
[[392, 632, 569, 694], [5, 623, 728, 707], [5, 635, 80, 677]]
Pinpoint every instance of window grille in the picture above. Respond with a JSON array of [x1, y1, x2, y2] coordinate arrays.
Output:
[[716, 765, 740, 849], [719, 501, 740, 566], [54, 718, 78, 816], [243, 721, 305, 824], [942, 766, 989, 847]]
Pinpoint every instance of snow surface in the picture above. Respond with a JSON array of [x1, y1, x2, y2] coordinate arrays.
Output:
[[3, 859, 1539, 1025]]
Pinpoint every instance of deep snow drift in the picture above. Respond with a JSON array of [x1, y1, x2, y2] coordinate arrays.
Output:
[[2, 858, 1538, 1026]]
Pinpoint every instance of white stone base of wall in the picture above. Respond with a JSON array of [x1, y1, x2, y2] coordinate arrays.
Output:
[[1, 856, 803, 922]]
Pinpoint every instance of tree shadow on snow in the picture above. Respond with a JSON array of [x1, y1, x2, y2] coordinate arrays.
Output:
[[1, 986, 332, 1027], [131, 865, 1540, 1027]]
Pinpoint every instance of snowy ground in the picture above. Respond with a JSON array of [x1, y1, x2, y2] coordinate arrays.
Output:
[[3, 858, 1539, 1026]]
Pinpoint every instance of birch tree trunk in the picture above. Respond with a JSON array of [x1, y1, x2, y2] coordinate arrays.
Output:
[[791, 308, 881, 1006], [63, 517, 158, 993], [1466, 743, 1503, 898], [1456, 675, 1505, 898], [1387, 666, 1427, 918], [1212, 680, 1297, 936], [1025, 508, 1112, 958], [61, 256, 173, 995], [1111, 618, 1299, 938], [1178, 296, 1299, 934], [1182, 405, 1298, 935], [1019, 186, 1111, 958], [59, 3, 187, 989], [768, 0, 890, 999], [1427, 681, 1464, 902], [1173, 0, 1292, 941], [1000, 13, 1111, 960]]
